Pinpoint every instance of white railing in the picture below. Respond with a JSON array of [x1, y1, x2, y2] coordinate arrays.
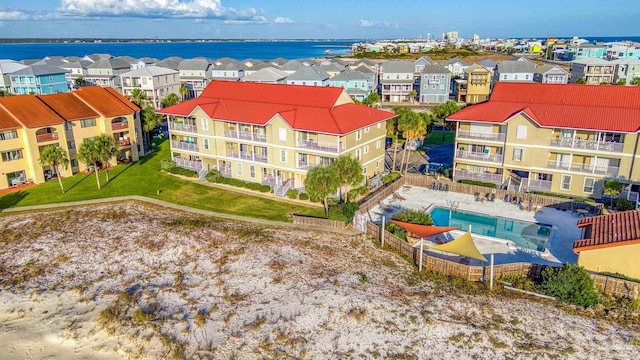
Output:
[[457, 131, 505, 142], [223, 129, 267, 142], [296, 139, 345, 153], [198, 164, 209, 179], [226, 149, 268, 163], [171, 141, 199, 152], [213, 165, 232, 178], [262, 175, 276, 186], [297, 161, 320, 170], [277, 178, 295, 196], [547, 161, 619, 176], [549, 138, 624, 153], [455, 150, 503, 163], [521, 178, 552, 192], [173, 157, 203, 171], [454, 170, 503, 185], [169, 122, 197, 133]]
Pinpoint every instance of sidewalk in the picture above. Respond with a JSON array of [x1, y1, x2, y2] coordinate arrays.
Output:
[[0, 195, 360, 236]]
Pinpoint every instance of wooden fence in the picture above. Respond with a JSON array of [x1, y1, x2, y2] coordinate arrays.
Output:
[[292, 214, 347, 230], [404, 175, 604, 214], [359, 176, 406, 212], [591, 273, 640, 298]]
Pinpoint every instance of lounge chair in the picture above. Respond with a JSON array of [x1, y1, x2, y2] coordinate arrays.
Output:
[[487, 193, 495, 202], [474, 192, 480, 201], [443, 183, 449, 192], [504, 194, 512, 203], [436, 183, 442, 191], [478, 194, 485, 203], [431, 182, 437, 190]]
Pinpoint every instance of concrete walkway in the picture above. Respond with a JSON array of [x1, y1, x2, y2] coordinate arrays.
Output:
[[0, 195, 360, 236]]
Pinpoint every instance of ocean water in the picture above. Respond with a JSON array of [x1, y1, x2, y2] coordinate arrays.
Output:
[[0, 41, 355, 61]]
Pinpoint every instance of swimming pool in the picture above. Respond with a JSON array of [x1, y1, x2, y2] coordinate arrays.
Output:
[[429, 207, 552, 251]]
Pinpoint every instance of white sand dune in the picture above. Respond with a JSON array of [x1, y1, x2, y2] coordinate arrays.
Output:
[[0, 202, 638, 359]]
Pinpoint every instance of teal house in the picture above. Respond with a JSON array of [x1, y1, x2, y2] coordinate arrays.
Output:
[[328, 68, 372, 101], [10, 65, 70, 95]]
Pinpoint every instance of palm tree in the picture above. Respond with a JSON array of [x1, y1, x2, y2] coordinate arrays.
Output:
[[330, 156, 363, 203], [386, 116, 400, 171], [397, 108, 426, 173], [408, 90, 417, 104], [130, 88, 146, 107], [77, 138, 103, 189], [161, 93, 180, 108], [304, 166, 340, 217], [632, 77, 640, 86], [39, 145, 70, 193], [179, 86, 189, 101], [96, 134, 119, 183]]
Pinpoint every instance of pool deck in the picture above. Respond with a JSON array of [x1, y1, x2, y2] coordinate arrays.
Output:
[[366, 186, 582, 266]]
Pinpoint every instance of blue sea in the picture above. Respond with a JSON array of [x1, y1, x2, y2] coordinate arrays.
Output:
[[0, 41, 356, 61]]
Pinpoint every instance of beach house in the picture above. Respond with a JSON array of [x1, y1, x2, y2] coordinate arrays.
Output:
[[120, 66, 181, 109], [9, 65, 69, 95]]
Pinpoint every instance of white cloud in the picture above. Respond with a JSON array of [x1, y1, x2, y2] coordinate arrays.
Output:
[[0, 1, 266, 22], [193, 18, 204, 24], [274, 17, 294, 24], [359, 19, 397, 28]]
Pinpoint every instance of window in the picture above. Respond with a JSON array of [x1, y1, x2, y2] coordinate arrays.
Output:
[[516, 125, 527, 139], [376, 140, 381, 149], [80, 118, 96, 128], [432, 75, 437, 80], [1, 149, 22, 161], [363, 166, 368, 174], [279, 128, 287, 141], [0, 130, 18, 140], [142, 77, 147, 85], [236, 163, 243, 176], [503, 75, 507, 80], [431, 85, 437, 89], [514, 75, 519, 80], [67, 140, 75, 149], [525, 75, 529, 80], [355, 149, 361, 160], [280, 149, 287, 163], [201, 118, 208, 131], [396, 74, 399, 79], [423, 85, 428, 89], [49, 75, 53, 81], [364, 145, 369, 154], [583, 177, 595, 193], [513, 148, 523, 161], [64, 122, 73, 130], [441, 74, 445, 79], [365, 126, 370, 133], [249, 165, 256, 178], [561, 175, 572, 191], [203, 138, 209, 150], [375, 160, 380, 168], [356, 129, 362, 140], [71, 159, 78, 167]]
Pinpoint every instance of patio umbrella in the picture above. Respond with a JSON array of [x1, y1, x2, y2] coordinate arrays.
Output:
[[430, 232, 488, 262], [390, 220, 460, 238]]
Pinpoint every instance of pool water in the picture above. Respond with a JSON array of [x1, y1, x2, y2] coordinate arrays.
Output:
[[429, 207, 552, 251]]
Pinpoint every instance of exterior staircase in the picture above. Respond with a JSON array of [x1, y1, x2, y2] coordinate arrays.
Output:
[[275, 179, 295, 197], [198, 164, 209, 180], [507, 173, 522, 192]]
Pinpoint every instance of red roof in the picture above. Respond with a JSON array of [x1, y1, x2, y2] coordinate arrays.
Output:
[[159, 81, 396, 135], [73, 86, 138, 118], [574, 210, 640, 252], [0, 106, 21, 131], [447, 82, 640, 133], [37, 93, 99, 121], [390, 220, 460, 238], [0, 95, 65, 128]]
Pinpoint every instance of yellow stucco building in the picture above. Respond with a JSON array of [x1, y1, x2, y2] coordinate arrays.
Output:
[[0, 87, 143, 190], [574, 210, 640, 278], [158, 81, 395, 195], [447, 82, 640, 203], [455, 64, 492, 104]]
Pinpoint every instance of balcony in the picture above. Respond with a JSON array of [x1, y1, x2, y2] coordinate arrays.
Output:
[[118, 139, 131, 147], [214, 165, 232, 178], [381, 89, 412, 95], [547, 161, 619, 176], [522, 178, 552, 192], [171, 140, 199, 152], [169, 121, 197, 133], [549, 137, 623, 153], [455, 150, 503, 163], [173, 157, 203, 171], [36, 132, 59, 143], [454, 169, 503, 186], [296, 139, 345, 153], [457, 131, 505, 142], [297, 161, 320, 170], [226, 149, 268, 163], [111, 121, 129, 131], [223, 129, 267, 142]]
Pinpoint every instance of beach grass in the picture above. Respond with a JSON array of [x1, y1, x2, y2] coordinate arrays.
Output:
[[0, 140, 324, 222]]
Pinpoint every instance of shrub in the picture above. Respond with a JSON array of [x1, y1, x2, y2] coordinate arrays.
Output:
[[166, 167, 197, 178], [205, 170, 221, 182], [310, 195, 320, 203], [299, 193, 309, 201], [348, 186, 369, 200], [160, 157, 175, 172], [616, 198, 635, 211], [459, 179, 497, 188], [541, 264, 599, 307], [259, 185, 271, 192], [327, 197, 339, 206], [382, 172, 402, 184], [286, 189, 299, 199], [444, 168, 452, 179], [340, 202, 360, 224]]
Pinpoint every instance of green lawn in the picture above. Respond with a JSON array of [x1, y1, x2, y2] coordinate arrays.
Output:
[[423, 131, 455, 145], [0, 140, 324, 222]]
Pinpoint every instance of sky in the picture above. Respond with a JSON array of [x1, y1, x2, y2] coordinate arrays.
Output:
[[0, 0, 637, 39]]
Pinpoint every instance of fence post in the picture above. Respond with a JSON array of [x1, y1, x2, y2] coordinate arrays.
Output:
[[380, 216, 385, 248]]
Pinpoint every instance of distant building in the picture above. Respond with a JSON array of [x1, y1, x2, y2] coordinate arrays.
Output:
[[328, 68, 372, 101], [10, 65, 69, 95], [0, 61, 27, 92], [120, 66, 180, 109], [285, 66, 330, 86], [443, 31, 459, 41], [570, 58, 616, 84], [455, 64, 491, 104], [533, 65, 569, 84], [380, 60, 415, 102], [440, 58, 469, 78], [417, 65, 451, 104], [492, 60, 536, 84], [177, 58, 213, 99]]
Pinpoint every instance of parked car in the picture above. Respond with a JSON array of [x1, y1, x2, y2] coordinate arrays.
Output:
[[385, 137, 393, 149]]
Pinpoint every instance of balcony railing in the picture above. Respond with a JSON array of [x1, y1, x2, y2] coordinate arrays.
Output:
[[169, 122, 197, 133], [214, 165, 232, 178], [547, 161, 619, 176], [455, 150, 503, 163], [381, 89, 412, 95], [118, 139, 131, 147], [226, 149, 268, 163], [224, 129, 267, 142], [521, 178, 552, 192], [549, 138, 624, 153], [111, 122, 129, 131], [36, 132, 59, 143], [296, 139, 345, 153], [171, 140, 199, 152], [262, 175, 277, 186], [457, 131, 505, 142], [454, 170, 503, 185], [173, 157, 203, 171], [297, 161, 320, 170]]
